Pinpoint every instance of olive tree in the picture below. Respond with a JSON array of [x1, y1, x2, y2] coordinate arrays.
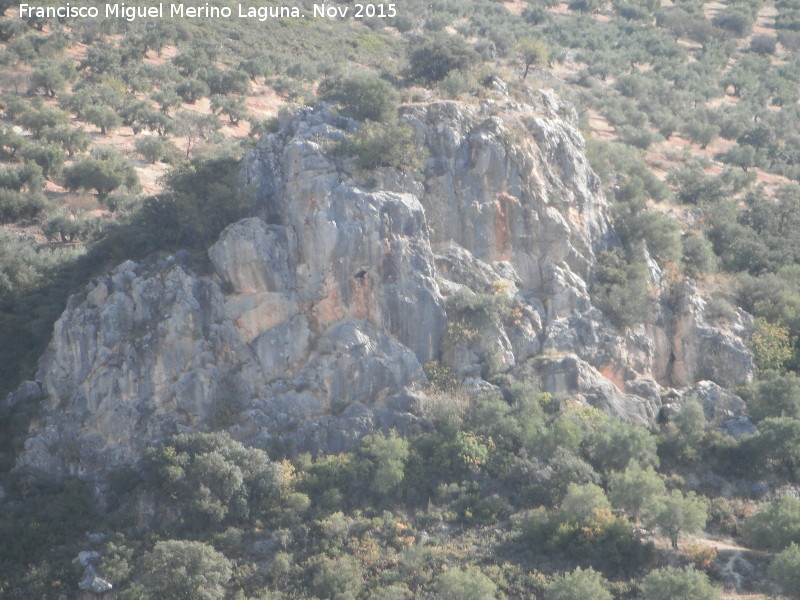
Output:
[[62, 147, 139, 201], [646, 490, 708, 549]]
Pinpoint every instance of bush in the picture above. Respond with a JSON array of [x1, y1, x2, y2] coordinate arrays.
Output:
[[139, 540, 232, 600], [156, 153, 250, 248], [587, 417, 659, 474], [40, 125, 89, 156], [356, 430, 410, 499], [0, 475, 95, 564], [28, 64, 66, 97], [740, 417, 800, 482], [681, 235, 717, 277], [143, 432, 285, 530], [560, 482, 611, 522], [176, 77, 210, 103], [312, 555, 364, 599], [344, 120, 426, 173], [750, 34, 778, 54], [769, 542, 800, 599], [545, 567, 612, 600], [591, 248, 652, 328], [516, 37, 549, 80], [434, 567, 498, 600], [742, 495, 800, 550], [608, 463, 666, 523], [750, 317, 793, 371], [0, 162, 44, 192], [741, 371, 800, 423], [640, 566, 720, 600], [713, 9, 755, 37], [17, 105, 69, 136], [406, 34, 480, 84], [318, 72, 399, 122]]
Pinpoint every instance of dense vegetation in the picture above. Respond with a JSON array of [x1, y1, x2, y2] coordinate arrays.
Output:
[[2, 0, 800, 598]]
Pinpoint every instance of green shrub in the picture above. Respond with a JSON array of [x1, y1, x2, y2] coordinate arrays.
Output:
[[750, 317, 793, 371], [741, 371, 800, 423], [424, 360, 459, 392], [0, 475, 95, 564], [681, 235, 717, 277], [16, 104, 69, 137], [139, 540, 231, 600], [433, 567, 498, 600], [156, 153, 249, 248], [406, 33, 480, 84], [713, 9, 754, 37], [523, 501, 652, 576], [344, 120, 426, 173], [143, 432, 285, 531], [640, 566, 720, 600], [743, 495, 800, 550], [0, 162, 44, 192], [312, 555, 364, 599], [40, 125, 89, 156], [750, 34, 778, 54], [318, 72, 399, 122], [356, 430, 410, 498], [739, 418, 800, 482], [28, 64, 67, 97], [587, 417, 659, 474], [608, 463, 666, 523], [545, 567, 612, 600], [591, 248, 652, 328], [560, 482, 611, 522], [176, 77, 210, 104], [769, 542, 800, 599]]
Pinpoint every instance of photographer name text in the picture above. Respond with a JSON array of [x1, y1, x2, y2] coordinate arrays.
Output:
[[18, 2, 397, 22]]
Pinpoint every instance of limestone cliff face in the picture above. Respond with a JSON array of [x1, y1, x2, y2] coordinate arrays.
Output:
[[13, 90, 754, 478]]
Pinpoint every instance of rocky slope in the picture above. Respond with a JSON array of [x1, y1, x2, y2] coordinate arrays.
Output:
[[10, 89, 755, 479]]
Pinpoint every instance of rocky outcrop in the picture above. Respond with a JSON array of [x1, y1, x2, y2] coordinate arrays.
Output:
[[651, 280, 754, 389], [15, 90, 756, 478]]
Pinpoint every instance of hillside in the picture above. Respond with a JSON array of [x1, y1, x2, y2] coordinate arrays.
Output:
[[3, 1, 800, 599]]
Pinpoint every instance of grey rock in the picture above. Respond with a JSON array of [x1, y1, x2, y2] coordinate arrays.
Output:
[[72, 551, 100, 567], [535, 354, 658, 424], [652, 281, 755, 389], [684, 380, 747, 422], [86, 532, 107, 544], [4, 380, 42, 408], [719, 416, 758, 437], [79, 569, 112, 593]]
